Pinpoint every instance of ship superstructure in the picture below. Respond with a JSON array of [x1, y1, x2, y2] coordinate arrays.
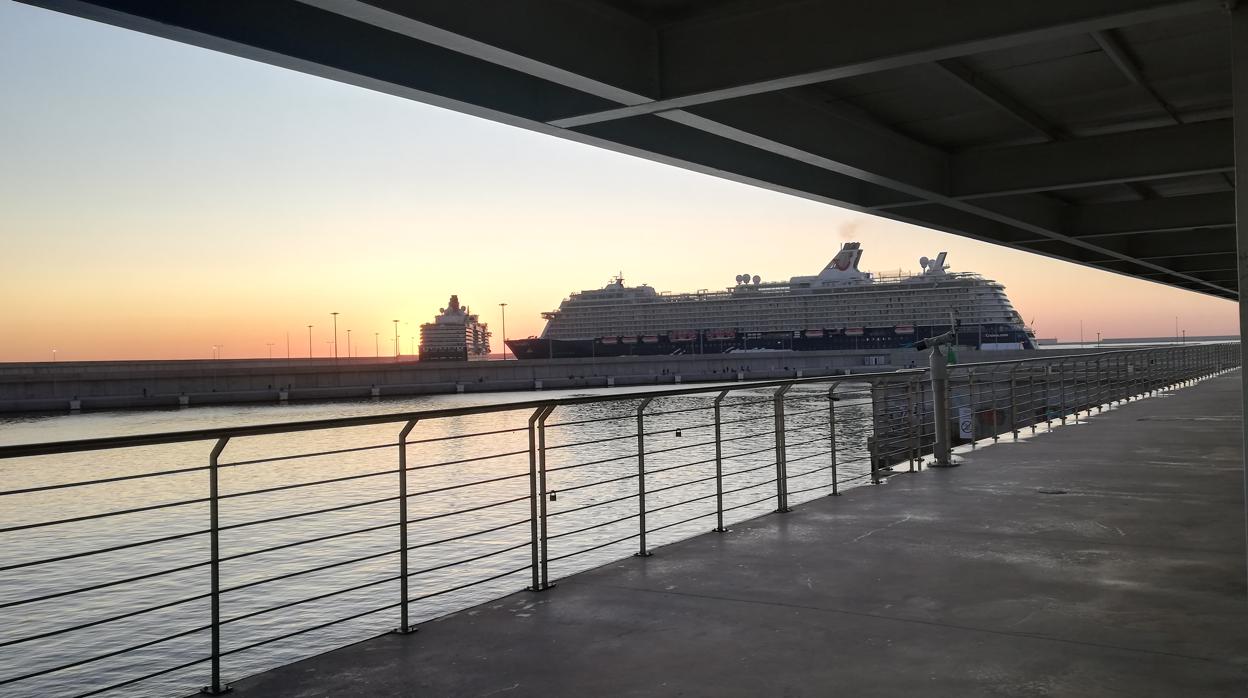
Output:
[[506, 243, 1034, 360], [419, 295, 491, 361]]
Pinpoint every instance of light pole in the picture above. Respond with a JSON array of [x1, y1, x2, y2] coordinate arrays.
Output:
[[331, 312, 339, 362], [286, 331, 291, 359], [1096, 332, 1101, 348], [393, 319, 400, 361], [51, 348, 56, 363], [374, 332, 379, 358], [307, 325, 314, 359], [499, 302, 508, 360], [346, 329, 352, 359], [266, 342, 274, 359]]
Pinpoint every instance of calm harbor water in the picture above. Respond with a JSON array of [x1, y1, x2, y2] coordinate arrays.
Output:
[[0, 383, 877, 698]]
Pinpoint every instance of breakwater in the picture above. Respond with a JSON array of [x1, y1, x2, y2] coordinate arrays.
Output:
[[0, 348, 1101, 413]]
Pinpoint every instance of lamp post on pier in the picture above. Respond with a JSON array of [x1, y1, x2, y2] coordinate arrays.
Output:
[[499, 302, 508, 360], [346, 329, 352, 359], [331, 312, 339, 363], [393, 320, 400, 361], [307, 325, 313, 359]]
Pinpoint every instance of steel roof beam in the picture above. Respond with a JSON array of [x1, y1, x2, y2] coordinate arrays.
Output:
[[931, 60, 1064, 141], [1025, 226, 1235, 259], [1008, 192, 1235, 245], [1093, 29, 1183, 124], [950, 120, 1232, 198], [551, 0, 1223, 128], [862, 203, 1232, 293], [1064, 192, 1235, 239], [294, 0, 661, 103]]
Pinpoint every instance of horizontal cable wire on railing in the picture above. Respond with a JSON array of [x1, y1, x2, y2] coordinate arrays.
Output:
[[0, 462, 211, 497], [0, 558, 210, 610], [72, 655, 211, 698], [0, 526, 211, 573], [0, 623, 212, 686]]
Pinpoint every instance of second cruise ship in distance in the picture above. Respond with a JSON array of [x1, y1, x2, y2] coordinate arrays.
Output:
[[505, 243, 1036, 360]]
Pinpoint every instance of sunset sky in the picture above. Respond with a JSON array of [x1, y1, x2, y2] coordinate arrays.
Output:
[[0, 3, 1239, 363]]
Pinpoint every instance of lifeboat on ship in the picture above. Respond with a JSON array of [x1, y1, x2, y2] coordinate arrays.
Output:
[[845, 327, 864, 337], [894, 325, 915, 335]]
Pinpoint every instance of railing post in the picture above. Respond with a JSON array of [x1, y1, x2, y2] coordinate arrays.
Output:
[[988, 367, 1000, 443], [526, 407, 550, 590], [537, 406, 556, 589], [636, 397, 654, 557], [395, 419, 419, 632], [1008, 365, 1019, 440], [828, 384, 840, 495], [929, 348, 954, 467], [1029, 371, 1038, 434], [773, 384, 794, 512], [1059, 361, 1069, 424], [204, 436, 230, 696], [967, 369, 978, 449], [713, 389, 731, 531], [1087, 358, 1096, 415], [913, 379, 923, 471]]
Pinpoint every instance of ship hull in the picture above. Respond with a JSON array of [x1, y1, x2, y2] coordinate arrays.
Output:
[[507, 324, 1035, 360]]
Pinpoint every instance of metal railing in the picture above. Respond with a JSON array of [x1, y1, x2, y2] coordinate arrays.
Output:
[[0, 343, 1237, 697]]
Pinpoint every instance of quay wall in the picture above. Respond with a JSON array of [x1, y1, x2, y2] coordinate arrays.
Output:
[[0, 348, 1108, 414]]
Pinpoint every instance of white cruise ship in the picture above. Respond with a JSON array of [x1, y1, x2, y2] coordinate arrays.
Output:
[[418, 296, 491, 361], [506, 243, 1035, 360]]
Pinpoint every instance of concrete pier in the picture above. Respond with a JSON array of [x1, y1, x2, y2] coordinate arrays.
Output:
[[226, 372, 1247, 697], [0, 347, 1103, 414]]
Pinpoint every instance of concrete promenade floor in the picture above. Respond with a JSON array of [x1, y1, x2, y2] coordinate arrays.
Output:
[[229, 373, 1248, 697]]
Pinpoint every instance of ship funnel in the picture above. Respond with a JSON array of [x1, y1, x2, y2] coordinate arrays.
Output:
[[827, 242, 863, 272]]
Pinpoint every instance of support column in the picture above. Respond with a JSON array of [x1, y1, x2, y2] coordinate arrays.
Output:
[[1233, 3, 1248, 594]]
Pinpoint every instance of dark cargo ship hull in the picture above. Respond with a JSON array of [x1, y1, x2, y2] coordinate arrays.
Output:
[[506, 325, 1035, 360]]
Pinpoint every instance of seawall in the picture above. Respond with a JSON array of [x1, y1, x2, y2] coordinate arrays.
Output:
[[0, 348, 1108, 414]]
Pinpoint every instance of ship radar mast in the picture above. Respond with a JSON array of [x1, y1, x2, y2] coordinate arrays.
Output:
[[919, 252, 949, 275]]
